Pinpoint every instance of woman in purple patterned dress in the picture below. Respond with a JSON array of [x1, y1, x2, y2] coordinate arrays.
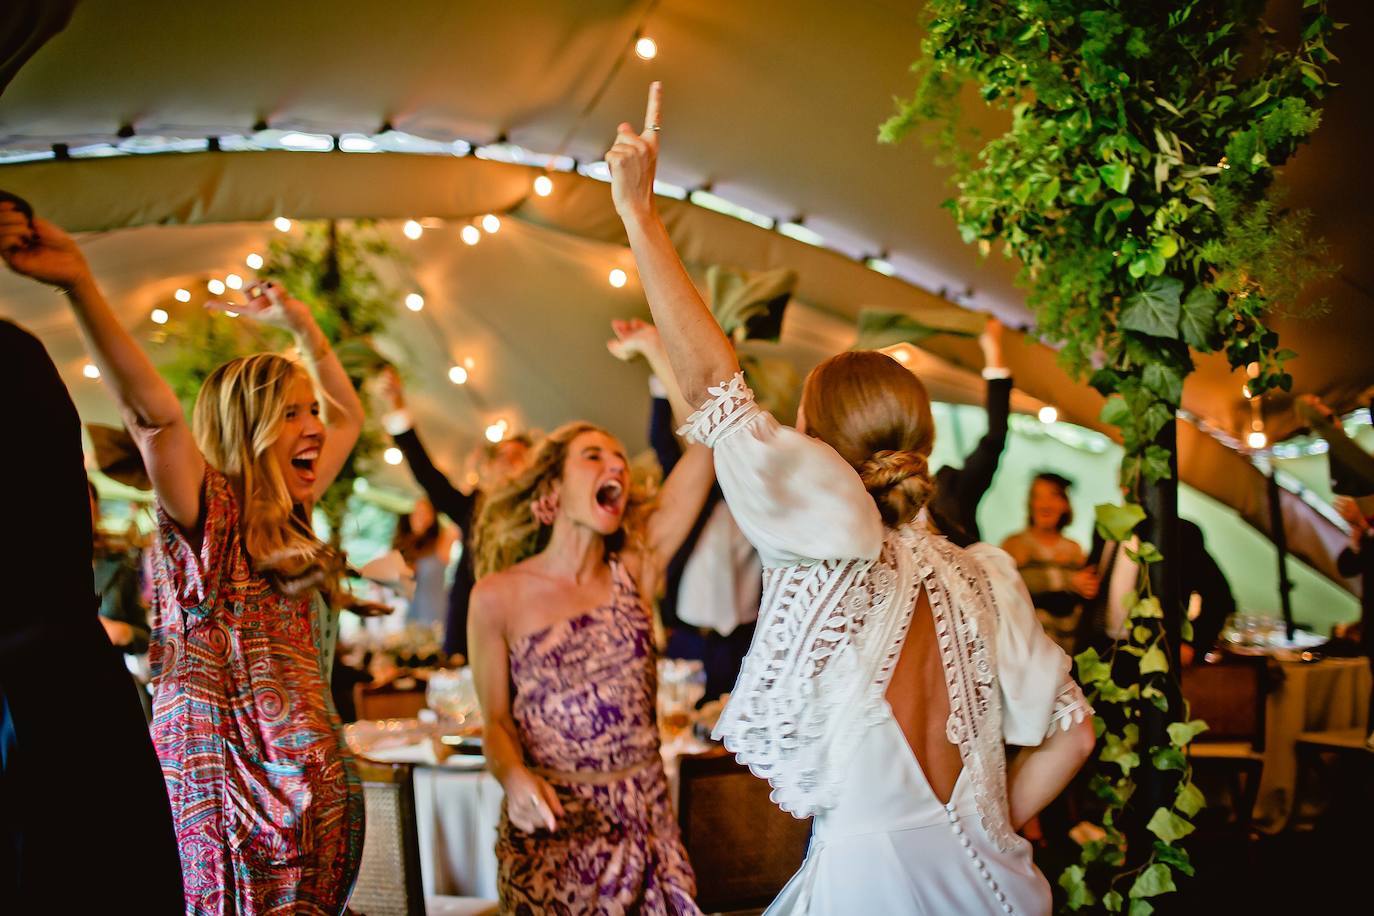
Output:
[[469, 331, 714, 915], [6, 215, 366, 914]]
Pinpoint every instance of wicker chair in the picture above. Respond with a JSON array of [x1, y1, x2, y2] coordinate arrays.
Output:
[[348, 759, 497, 916], [677, 749, 810, 913]]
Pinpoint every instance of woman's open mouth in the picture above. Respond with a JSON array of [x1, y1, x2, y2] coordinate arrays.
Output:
[[595, 478, 625, 516], [290, 447, 319, 485]]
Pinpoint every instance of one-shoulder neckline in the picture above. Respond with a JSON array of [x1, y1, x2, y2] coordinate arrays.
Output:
[[507, 556, 635, 654]]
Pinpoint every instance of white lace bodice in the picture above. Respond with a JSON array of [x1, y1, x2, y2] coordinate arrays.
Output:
[[681, 374, 1090, 853]]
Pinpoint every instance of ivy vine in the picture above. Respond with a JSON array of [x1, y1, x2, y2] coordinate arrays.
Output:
[[882, 1, 1339, 910]]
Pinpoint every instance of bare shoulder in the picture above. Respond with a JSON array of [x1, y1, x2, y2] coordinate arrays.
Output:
[[469, 569, 521, 631]]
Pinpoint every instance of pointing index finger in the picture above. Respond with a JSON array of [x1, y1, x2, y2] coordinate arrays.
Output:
[[642, 81, 662, 137]]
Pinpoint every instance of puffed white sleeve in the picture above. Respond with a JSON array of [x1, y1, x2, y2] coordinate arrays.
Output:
[[967, 543, 1093, 746], [679, 373, 883, 568]]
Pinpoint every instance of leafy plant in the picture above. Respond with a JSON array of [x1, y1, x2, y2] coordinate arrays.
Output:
[[883, 1, 1339, 908], [156, 220, 404, 543]]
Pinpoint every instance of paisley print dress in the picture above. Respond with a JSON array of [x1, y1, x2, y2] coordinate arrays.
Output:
[[149, 468, 364, 915], [497, 558, 699, 915]]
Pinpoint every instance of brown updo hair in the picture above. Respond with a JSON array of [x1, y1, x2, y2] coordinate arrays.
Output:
[[800, 350, 936, 527]]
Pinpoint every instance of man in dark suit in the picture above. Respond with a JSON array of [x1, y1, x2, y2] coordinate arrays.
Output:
[[1080, 518, 1236, 663], [0, 319, 183, 908], [379, 369, 531, 659], [928, 319, 1013, 548]]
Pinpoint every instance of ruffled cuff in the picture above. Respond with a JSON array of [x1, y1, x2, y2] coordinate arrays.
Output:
[[677, 373, 760, 448], [1047, 679, 1092, 737]]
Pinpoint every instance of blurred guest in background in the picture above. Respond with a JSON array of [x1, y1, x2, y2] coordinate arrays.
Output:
[[928, 317, 1013, 548], [392, 497, 456, 632], [1002, 473, 1099, 653], [380, 367, 531, 660], [88, 479, 154, 719]]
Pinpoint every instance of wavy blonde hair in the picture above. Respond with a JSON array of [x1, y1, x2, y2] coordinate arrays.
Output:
[[192, 353, 339, 595], [801, 350, 936, 528], [473, 421, 655, 579]]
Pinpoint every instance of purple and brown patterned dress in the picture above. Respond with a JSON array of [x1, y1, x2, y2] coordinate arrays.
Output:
[[498, 557, 700, 915], [149, 468, 364, 915]]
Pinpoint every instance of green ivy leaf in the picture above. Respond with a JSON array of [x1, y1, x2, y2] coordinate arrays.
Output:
[[1153, 840, 1197, 877], [1100, 395, 1133, 429], [1102, 726, 1141, 775], [1146, 807, 1196, 843], [1129, 863, 1178, 899], [1075, 647, 1112, 685], [1181, 618, 1194, 641], [1143, 684, 1170, 712], [1099, 161, 1133, 194], [1180, 285, 1223, 351], [1142, 363, 1184, 405], [1105, 890, 1124, 913], [1142, 445, 1174, 483], [1131, 596, 1163, 619], [1140, 644, 1170, 674], [1132, 625, 1152, 644], [1120, 277, 1184, 339], [1096, 502, 1146, 542], [1058, 864, 1096, 910], [1128, 900, 1155, 916], [1152, 746, 1187, 771], [1175, 781, 1206, 818], [1167, 719, 1209, 747]]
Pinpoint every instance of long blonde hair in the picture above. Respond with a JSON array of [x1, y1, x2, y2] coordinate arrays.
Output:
[[801, 350, 936, 527], [192, 353, 338, 594], [472, 422, 654, 579]]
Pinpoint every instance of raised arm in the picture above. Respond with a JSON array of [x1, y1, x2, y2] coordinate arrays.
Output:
[[607, 83, 739, 406], [0, 207, 206, 531], [379, 368, 475, 521]]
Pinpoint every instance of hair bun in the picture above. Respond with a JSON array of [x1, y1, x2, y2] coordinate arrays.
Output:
[[858, 449, 934, 526]]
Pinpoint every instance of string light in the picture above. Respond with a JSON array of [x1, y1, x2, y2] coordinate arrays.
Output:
[[405, 293, 425, 312], [1039, 406, 1059, 424], [485, 420, 509, 443], [150, 308, 169, 325], [481, 214, 501, 234], [461, 225, 481, 246], [273, 217, 292, 232], [448, 365, 469, 385], [1246, 362, 1260, 379], [207, 278, 226, 295], [1247, 430, 1268, 449], [635, 36, 658, 60], [533, 175, 554, 197], [82, 362, 101, 379], [245, 253, 264, 270], [464, 357, 476, 370], [1242, 384, 1253, 399], [609, 268, 628, 288], [224, 311, 239, 318], [403, 220, 424, 240], [384, 447, 404, 466], [225, 273, 243, 290], [174, 288, 191, 302]]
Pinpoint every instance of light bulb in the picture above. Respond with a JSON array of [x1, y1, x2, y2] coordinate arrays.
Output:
[[405, 293, 424, 312], [609, 268, 628, 288], [225, 273, 243, 290], [1242, 384, 1253, 399], [174, 288, 191, 302], [224, 311, 239, 318], [635, 36, 658, 60], [533, 175, 553, 197], [246, 253, 264, 270], [384, 447, 404, 466], [273, 217, 292, 232], [1038, 406, 1059, 424], [150, 308, 169, 325], [448, 365, 469, 385], [207, 278, 226, 295], [352, 477, 370, 494], [461, 225, 481, 246], [82, 362, 101, 379], [485, 422, 507, 444], [481, 214, 501, 234], [403, 219, 424, 240], [1247, 430, 1268, 449]]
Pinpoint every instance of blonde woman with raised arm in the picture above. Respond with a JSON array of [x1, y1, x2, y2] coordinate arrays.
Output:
[[604, 84, 1097, 915]]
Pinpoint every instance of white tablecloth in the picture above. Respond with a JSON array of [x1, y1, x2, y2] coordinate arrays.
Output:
[[355, 732, 709, 898], [1254, 656, 1371, 831]]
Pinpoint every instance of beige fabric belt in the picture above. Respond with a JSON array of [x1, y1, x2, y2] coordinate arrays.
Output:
[[530, 753, 658, 786]]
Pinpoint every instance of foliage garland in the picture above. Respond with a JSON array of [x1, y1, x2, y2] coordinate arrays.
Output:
[[882, 1, 1340, 910]]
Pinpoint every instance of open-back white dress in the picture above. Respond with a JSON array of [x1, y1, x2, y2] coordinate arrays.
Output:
[[680, 375, 1090, 916]]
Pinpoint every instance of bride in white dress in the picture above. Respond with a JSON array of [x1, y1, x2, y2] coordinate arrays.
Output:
[[605, 84, 1098, 915]]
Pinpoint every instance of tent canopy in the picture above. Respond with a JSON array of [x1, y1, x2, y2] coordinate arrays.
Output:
[[0, 0, 1368, 591]]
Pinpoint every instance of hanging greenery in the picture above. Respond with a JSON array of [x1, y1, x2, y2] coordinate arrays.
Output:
[[881, 1, 1339, 910], [156, 219, 404, 543]]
